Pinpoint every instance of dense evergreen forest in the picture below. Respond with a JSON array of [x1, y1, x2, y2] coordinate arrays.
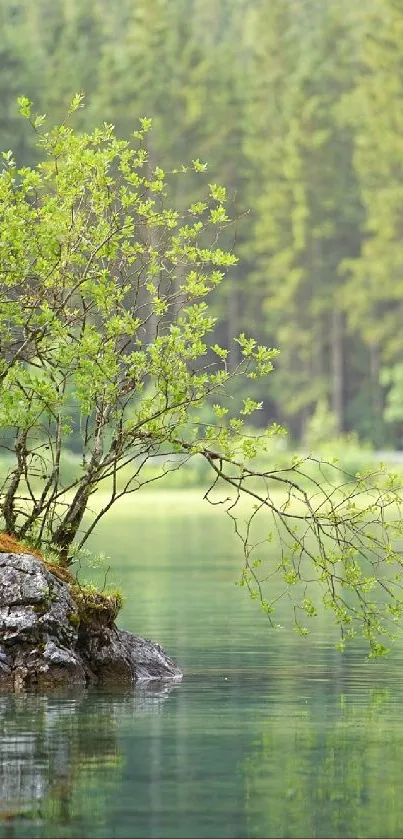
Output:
[[1, 0, 402, 449]]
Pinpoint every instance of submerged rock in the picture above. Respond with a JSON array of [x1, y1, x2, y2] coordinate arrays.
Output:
[[0, 553, 182, 691]]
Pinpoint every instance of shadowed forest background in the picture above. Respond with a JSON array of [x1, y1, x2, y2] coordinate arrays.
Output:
[[1, 0, 403, 455]]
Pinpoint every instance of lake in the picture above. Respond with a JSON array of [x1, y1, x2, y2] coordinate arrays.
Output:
[[1, 490, 403, 839]]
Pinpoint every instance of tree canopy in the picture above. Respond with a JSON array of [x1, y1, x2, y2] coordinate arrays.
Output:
[[1, 99, 403, 657], [1, 0, 403, 447]]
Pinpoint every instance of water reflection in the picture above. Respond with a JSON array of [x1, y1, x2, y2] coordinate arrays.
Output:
[[0, 683, 179, 838], [243, 688, 403, 839], [3, 498, 403, 839], [2, 675, 403, 839]]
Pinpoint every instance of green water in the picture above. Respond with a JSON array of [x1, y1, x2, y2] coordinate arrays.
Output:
[[2, 491, 403, 839]]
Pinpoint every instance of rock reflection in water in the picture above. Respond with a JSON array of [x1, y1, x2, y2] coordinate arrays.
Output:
[[0, 682, 179, 836]]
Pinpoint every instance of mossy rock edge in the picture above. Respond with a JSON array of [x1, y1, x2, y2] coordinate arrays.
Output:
[[69, 586, 123, 630], [0, 551, 182, 690]]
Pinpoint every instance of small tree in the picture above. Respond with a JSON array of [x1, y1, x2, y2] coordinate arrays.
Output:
[[1, 96, 403, 656]]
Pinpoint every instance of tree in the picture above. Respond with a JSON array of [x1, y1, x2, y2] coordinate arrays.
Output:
[[1, 97, 403, 657], [0, 0, 391, 449], [341, 0, 403, 435], [243, 0, 363, 439], [93, 0, 250, 369]]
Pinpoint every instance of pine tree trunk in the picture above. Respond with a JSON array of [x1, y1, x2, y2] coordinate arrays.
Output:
[[370, 342, 383, 444], [331, 307, 344, 434]]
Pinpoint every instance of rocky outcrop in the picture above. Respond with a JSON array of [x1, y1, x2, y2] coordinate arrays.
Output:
[[0, 553, 182, 691]]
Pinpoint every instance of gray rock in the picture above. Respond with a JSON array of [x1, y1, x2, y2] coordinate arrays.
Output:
[[118, 630, 183, 682], [0, 552, 182, 691], [78, 625, 182, 685]]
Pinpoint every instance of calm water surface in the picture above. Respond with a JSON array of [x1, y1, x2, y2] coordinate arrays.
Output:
[[2, 491, 403, 839]]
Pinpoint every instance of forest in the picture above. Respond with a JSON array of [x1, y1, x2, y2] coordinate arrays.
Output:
[[0, 0, 402, 450], [2, 6, 403, 833]]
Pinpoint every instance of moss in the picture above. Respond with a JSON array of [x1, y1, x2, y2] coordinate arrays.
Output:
[[0, 530, 123, 632], [32, 602, 48, 616], [0, 532, 76, 584], [43, 562, 77, 585], [0, 531, 43, 560], [67, 611, 81, 628], [69, 585, 123, 630]]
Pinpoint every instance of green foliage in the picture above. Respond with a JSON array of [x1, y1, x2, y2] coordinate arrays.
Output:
[[0, 100, 279, 561], [70, 583, 123, 629], [0, 88, 402, 657], [1, 0, 403, 655], [242, 1, 363, 439], [0, 0, 402, 448], [303, 399, 339, 449], [340, 0, 403, 367], [381, 364, 403, 425]]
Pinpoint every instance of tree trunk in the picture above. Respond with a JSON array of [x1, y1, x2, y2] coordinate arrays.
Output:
[[369, 341, 383, 444], [331, 307, 344, 435]]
